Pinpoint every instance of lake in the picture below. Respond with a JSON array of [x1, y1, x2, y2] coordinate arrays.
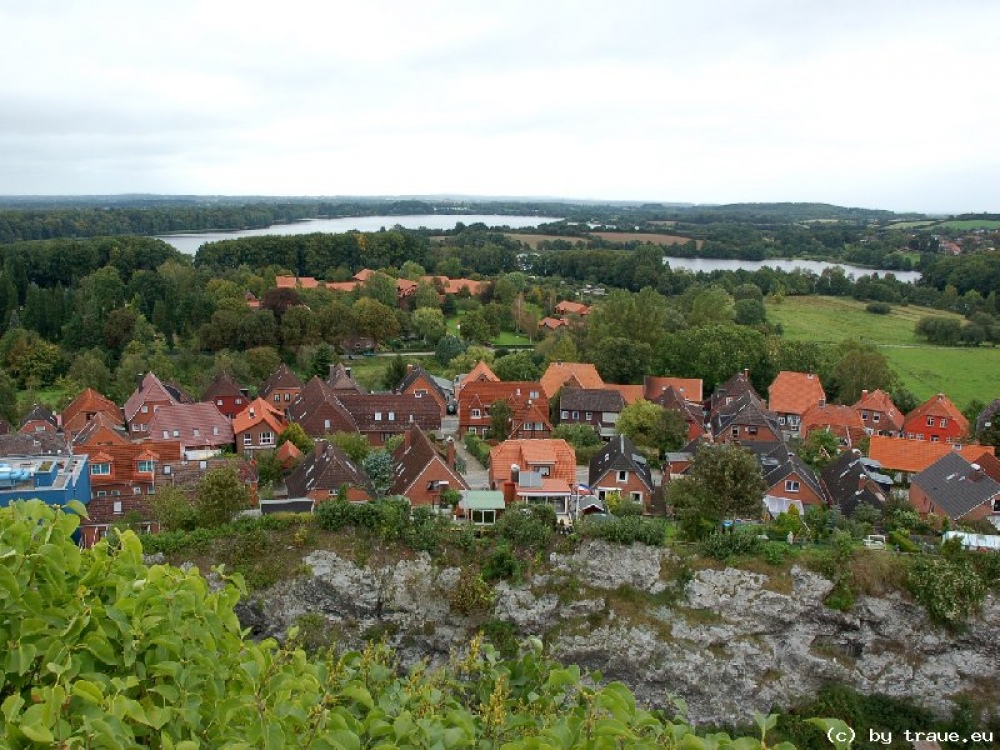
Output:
[[156, 214, 561, 255], [662, 255, 921, 283]]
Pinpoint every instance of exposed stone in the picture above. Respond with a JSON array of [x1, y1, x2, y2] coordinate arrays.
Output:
[[237, 541, 1000, 725]]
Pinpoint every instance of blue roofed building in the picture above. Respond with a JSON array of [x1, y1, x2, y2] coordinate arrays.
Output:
[[0, 454, 91, 510]]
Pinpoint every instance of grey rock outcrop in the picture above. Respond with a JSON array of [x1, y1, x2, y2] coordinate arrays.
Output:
[[240, 540, 999, 725]]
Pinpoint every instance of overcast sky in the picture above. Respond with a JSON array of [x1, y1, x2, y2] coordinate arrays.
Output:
[[1, 1, 997, 213]]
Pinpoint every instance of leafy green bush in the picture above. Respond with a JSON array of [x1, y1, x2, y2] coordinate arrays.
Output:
[[481, 541, 521, 582], [463, 433, 492, 466], [700, 531, 766, 560], [577, 515, 668, 546], [449, 570, 496, 615], [494, 504, 555, 549], [908, 556, 988, 627], [865, 301, 892, 314]]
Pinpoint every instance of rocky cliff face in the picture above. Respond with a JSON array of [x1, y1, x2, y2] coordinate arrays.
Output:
[[236, 541, 999, 725]]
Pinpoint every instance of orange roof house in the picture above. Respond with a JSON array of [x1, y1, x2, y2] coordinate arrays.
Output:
[[62, 388, 123, 436], [540, 362, 605, 399], [801, 404, 866, 448], [606, 384, 645, 405], [868, 435, 993, 476], [767, 371, 826, 437], [456, 360, 500, 395], [123, 372, 179, 436], [233, 398, 287, 455], [852, 389, 904, 436], [554, 300, 590, 317], [539, 317, 568, 331], [275, 440, 303, 469], [488, 439, 577, 490], [72, 412, 131, 448], [903, 393, 969, 444]]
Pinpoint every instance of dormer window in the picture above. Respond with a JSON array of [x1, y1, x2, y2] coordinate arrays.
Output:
[[137, 460, 154, 473], [141, 405, 149, 414], [91, 462, 111, 476]]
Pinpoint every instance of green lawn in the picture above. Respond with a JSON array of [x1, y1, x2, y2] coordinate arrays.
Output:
[[767, 296, 999, 408], [934, 219, 1000, 230], [446, 311, 536, 347]]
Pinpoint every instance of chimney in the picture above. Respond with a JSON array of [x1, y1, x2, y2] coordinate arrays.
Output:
[[403, 427, 413, 451], [970, 463, 984, 481], [446, 437, 456, 468], [511, 463, 521, 487], [503, 479, 516, 506], [743, 368, 750, 379], [406, 363, 414, 374], [862, 389, 869, 398], [345, 367, 352, 378]]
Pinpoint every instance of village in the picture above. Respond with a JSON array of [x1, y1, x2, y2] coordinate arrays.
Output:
[[2, 287, 998, 551]]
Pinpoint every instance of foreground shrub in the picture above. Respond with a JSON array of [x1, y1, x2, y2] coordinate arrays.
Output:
[[700, 531, 767, 560], [908, 556, 987, 627]]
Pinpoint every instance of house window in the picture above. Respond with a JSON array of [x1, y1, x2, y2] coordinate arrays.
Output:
[[137, 460, 154, 473], [162, 431, 170, 439], [778, 416, 786, 425], [213, 426, 219, 435], [931, 436, 940, 443], [163, 465, 172, 475], [141, 405, 148, 414], [111, 490, 120, 497], [572, 411, 579, 420], [113, 501, 123, 514], [284, 393, 290, 402], [375, 412, 383, 421], [561, 410, 569, 419], [471, 509, 496, 526], [471, 409, 481, 419], [172, 430, 180, 437], [467, 427, 477, 435], [96, 490, 107, 497], [747, 426, 758, 435], [388, 411, 395, 421], [538, 466, 551, 476], [530, 391, 539, 399], [917, 433, 924, 440], [785, 480, 800, 493], [731, 427, 739, 438], [617, 470, 628, 483], [141, 424, 148, 432], [133, 487, 142, 495], [631, 491, 643, 503], [926, 416, 935, 427], [861, 410, 869, 420], [274, 395, 281, 403], [91, 463, 111, 476], [586, 412, 593, 421], [192, 428, 200, 437], [217, 399, 224, 406], [324, 419, 331, 430], [259, 431, 274, 445], [872, 413, 880, 423], [244, 434, 252, 446], [939, 418, 948, 428], [235, 398, 242, 405], [415, 389, 426, 397], [907, 432, 914, 439]]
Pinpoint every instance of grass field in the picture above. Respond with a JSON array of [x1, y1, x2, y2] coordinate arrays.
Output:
[[505, 233, 588, 249], [590, 231, 700, 247], [767, 296, 999, 408], [934, 219, 1000, 230], [445, 311, 535, 347]]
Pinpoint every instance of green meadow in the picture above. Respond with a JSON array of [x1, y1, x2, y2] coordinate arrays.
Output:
[[767, 296, 1000, 409]]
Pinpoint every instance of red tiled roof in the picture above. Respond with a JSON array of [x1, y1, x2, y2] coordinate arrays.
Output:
[[539, 317, 567, 330], [232, 397, 286, 435], [147, 403, 235, 449], [457, 361, 500, 394], [62, 388, 122, 431], [540, 362, 604, 399], [606, 384, 645, 405], [336, 393, 442, 433], [869, 435, 994, 474], [852, 389, 904, 431], [74, 440, 185, 484], [489, 439, 577, 488], [768, 371, 826, 416], [801, 404, 865, 445], [72, 412, 131, 447], [554, 300, 590, 316], [905, 394, 969, 434], [644, 376, 704, 404], [200, 371, 246, 402], [124, 372, 178, 422], [259, 364, 303, 398], [390, 426, 468, 497]]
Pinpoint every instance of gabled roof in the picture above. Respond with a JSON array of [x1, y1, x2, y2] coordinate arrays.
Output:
[[325, 363, 363, 394], [554, 300, 590, 316], [124, 372, 178, 422], [650, 386, 704, 424], [458, 361, 500, 393], [540, 362, 605, 398], [285, 441, 370, 498], [232, 397, 286, 435], [62, 388, 122, 429], [421, 276, 485, 296], [259, 364, 304, 398], [165, 382, 196, 405], [19, 403, 58, 431], [540, 317, 568, 330], [336, 393, 442, 433], [589, 435, 654, 491], [201, 371, 246, 402], [644, 376, 704, 404], [147, 403, 235, 448], [159, 456, 258, 491], [912, 452, 1000, 520], [390, 426, 468, 497], [905, 393, 969, 434], [489, 439, 576, 487], [73, 440, 185, 482], [72, 412, 131, 447], [868, 435, 994, 474], [972, 450, 1000, 483], [820, 450, 891, 517], [286, 377, 358, 433], [276, 440, 302, 466], [852, 389, 904, 431], [397, 365, 452, 401], [560, 388, 626, 414], [710, 370, 760, 414], [768, 371, 825, 416], [802, 404, 866, 444], [711, 391, 781, 436], [744, 441, 825, 499]]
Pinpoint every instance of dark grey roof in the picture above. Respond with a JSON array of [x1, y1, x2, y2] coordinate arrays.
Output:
[[19, 403, 58, 430], [285, 440, 369, 498], [398, 365, 450, 402], [912, 451, 1000, 520], [820, 450, 890, 517], [711, 371, 760, 413], [588, 435, 653, 491], [710, 391, 780, 437], [560, 388, 625, 413], [744, 441, 824, 499], [326, 363, 364, 393], [0, 433, 70, 457]]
